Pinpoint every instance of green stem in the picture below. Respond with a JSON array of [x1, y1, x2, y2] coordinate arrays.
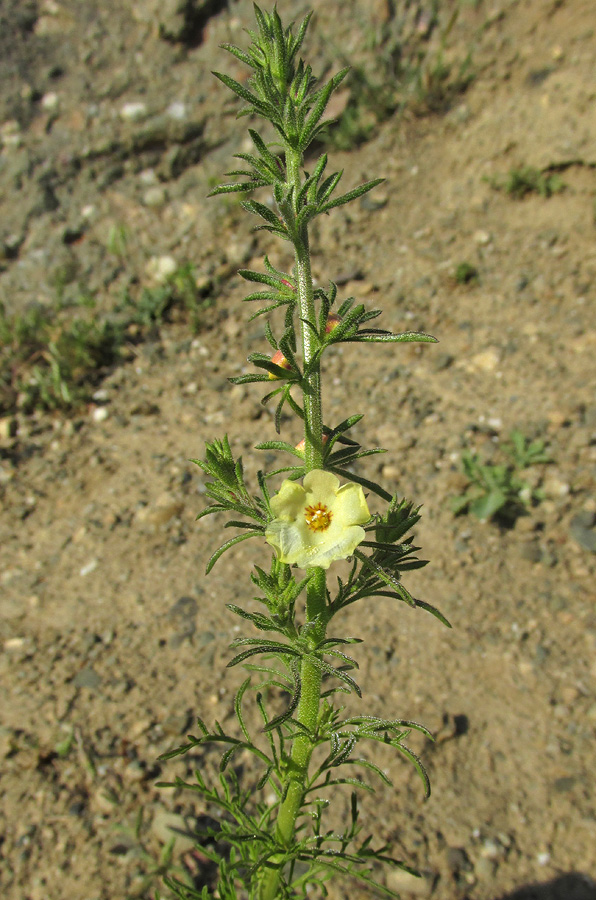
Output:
[[259, 148, 328, 900], [287, 147, 323, 471]]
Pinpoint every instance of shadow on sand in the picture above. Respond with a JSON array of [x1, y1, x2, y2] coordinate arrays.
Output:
[[495, 872, 596, 900]]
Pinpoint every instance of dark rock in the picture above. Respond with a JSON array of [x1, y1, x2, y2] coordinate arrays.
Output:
[[73, 666, 102, 689], [447, 846, 471, 875], [569, 512, 596, 553]]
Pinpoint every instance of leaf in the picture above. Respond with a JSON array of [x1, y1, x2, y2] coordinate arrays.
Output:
[[241, 199, 284, 228], [351, 331, 438, 344], [304, 653, 362, 697], [234, 678, 252, 742], [228, 373, 271, 385], [213, 71, 272, 115], [208, 181, 268, 196], [255, 440, 304, 458], [249, 128, 282, 171], [470, 489, 507, 520], [227, 645, 299, 667], [206, 531, 262, 574], [220, 43, 256, 69], [319, 178, 385, 214], [226, 604, 280, 632], [415, 599, 452, 629]]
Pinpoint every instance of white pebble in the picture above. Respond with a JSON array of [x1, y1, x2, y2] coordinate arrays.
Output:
[[79, 559, 98, 577], [120, 101, 148, 121], [166, 101, 187, 120], [474, 229, 491, 245], [92, 406, 109, 423], [139, 168, 158, 185], [537, 852, 550, 866], [41, 91, 59, 111], [146, 254, 177, 282]]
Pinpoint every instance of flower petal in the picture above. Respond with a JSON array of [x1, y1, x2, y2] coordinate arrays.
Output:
[[334, 482, 370, 526], [303, 469, 340, 507], [270, 479, 307, 520], [294, 524, 366, 569]]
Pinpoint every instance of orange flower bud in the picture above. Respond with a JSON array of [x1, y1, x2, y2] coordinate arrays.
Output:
[[325, 314, 342, 334], [294, 435, 329, 454], [268, 349, 292, 379]]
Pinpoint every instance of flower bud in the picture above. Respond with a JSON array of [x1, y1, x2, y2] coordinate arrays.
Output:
[[294, 434, 329, 454], [325, 314, 342, 334], [268, 349, 292, 379]]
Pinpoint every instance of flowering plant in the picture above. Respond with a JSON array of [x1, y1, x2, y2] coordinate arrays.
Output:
[[159, 7, 448, 899]]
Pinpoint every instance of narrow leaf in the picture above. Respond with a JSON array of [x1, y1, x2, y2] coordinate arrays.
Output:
[[206, 531, 261, 574], [319, 178, 385, 214]]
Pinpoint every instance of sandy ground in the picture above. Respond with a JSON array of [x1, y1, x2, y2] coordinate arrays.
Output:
[[1, 1, 596, 898]]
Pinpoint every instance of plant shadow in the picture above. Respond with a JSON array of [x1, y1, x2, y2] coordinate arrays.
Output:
[[494, 872, 596, 900]]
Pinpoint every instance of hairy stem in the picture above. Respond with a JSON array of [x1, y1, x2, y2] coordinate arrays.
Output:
[[259, 148, 328, 900]]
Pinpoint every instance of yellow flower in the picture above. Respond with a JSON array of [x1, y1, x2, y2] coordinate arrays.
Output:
[[265, 470, 370, 569]]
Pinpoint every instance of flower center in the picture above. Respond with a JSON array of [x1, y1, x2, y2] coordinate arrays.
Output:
[[304, 502, 332, 532]]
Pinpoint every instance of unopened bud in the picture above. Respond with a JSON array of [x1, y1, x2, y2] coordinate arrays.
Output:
[[281, 278, 295, 290], [325, 314, 342, 334], [268, 349, 292, 379], [294, 435, 329, 454]]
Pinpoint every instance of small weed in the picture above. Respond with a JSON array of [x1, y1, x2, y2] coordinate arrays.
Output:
[[451, 429, 551, 525], [122, 264, 211, 334], [454, 261, 479, 284], [107, 223, 130, 258], [1, 261, 213, 416], [114, 808, 193, 900], [320, 2, 474, 151], [0, 301, 122, 415], [486, 166, 565, 199]]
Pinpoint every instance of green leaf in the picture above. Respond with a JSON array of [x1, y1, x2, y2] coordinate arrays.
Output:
[[221, 43, 256, 69], [469, 489, 506, 520], [255, 440, 303, 458], [213, 71, 272, 115], [206, 531, 262, 573], [207, 181, 268, 196], [304, 653, 362, 697], [351, 331, 438, 343], [241, 199, 284, 228], [319, 178, 385, 214], [228, 373, 271, 384], [415, 599, 452, 628], [227, 604, 280, 632], [227, 644, 300, 667], [249, 128, 282, 171], [234, 677, 252, 742]]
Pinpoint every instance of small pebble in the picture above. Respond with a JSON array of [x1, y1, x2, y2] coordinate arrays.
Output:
[[475, 857, 496, 880], [146, 254, 177, 282], [92, 406, 109, 423], [143, 185, 167, 207], [120, 101, 148, 121], [166, 101, 187, 120], [41, 92, 59, 111], [474, 229, 491, 245], [386, 869, 434, 897], [79, 559, 98, 577]]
